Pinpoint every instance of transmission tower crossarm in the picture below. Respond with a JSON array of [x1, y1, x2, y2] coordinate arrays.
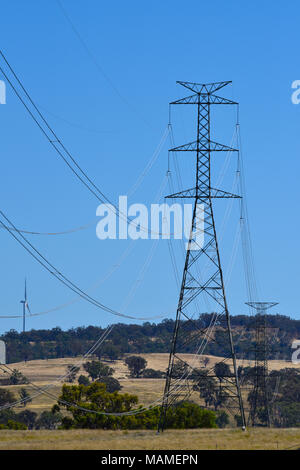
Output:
[[171, 94, 238, 105], [169, 139, 238, 152], [176, 80, 232, 94], [166, 188, 241, 199]]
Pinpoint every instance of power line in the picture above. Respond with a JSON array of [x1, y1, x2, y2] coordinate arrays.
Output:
[[0, 158, 170, 321], [55, 0, 153, 130], [0, 125, 169, 237], [0, 241, 135, 319], [0, 324, 114, 410], [0, 209, 167, 321], [0, 50, 167, 237]]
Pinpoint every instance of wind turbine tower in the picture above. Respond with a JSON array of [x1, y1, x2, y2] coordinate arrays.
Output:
[[20, 279, 30, 333]]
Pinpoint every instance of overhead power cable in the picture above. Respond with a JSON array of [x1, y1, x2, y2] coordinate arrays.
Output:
[[0, 125, 169, 237], [0, 240, 135, 319], [0, 170, 170, 320], [235, 108, 260, 304], [0, 320, 216, 416], [0, 209, 168, 321], [0, 50, 169, 237], [0, 324, 115, 410], [0, 172, 171, 320], [55, 0, 153, 130]]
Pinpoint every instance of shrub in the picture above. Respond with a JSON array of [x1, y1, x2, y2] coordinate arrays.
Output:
[[0, 389, 15, 407], [9, 369, 28, 385], [18, 388, 32, 407], [165, 402, 217, 429], [0, 420, 27, 430], [66, 365, 80, 383], [78, 375, 90, 386], [35, 411, 62, 430], [17, 410, 37, 429], [216, 410, 229, 428], [142, 368, 164, 378]]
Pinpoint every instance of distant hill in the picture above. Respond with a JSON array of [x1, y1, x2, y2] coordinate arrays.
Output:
[[1, 313, 299, 363]]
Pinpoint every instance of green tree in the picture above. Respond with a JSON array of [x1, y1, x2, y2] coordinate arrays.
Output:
[[193, 371, 228, 411], [36, 410, 62, 430], [18, 388, 32, 407], [142, 368, 164, 378], [66, 365, 80, 383], [216, 410, 229, 428], [214, 362, 232, 382], [17, 410, 37, 429], [98, 376, 122, 393], [83, 361, 114, 381], [0, 388, 15, 407], [170, 361, 188, 379], [275, 403, 300, 427], [165, 402, 217, 429], [58, 383, 216, 430], [234, 414, 243, 427], [59, 382, 138, 429], [78, 375, 90, 386], [51, 404, 61, 414], [0, 420, 27, 430], [98, 344, 122, 362], [193, 370, 217, 408], [9, 369, 28, 385], [125, 356, 147, 378]]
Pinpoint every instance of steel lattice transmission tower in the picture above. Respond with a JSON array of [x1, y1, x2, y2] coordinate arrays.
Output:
[[158, 81, 245, 432], [246, 301, 278, 427]]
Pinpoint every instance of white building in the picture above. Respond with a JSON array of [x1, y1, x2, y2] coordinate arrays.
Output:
[[0, 340, 6, 364]]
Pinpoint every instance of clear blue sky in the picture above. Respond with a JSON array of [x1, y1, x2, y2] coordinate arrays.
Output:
[[0, 0, 299, 334]]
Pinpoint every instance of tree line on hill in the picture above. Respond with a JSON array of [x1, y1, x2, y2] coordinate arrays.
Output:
[[1, 313, 299, 364]]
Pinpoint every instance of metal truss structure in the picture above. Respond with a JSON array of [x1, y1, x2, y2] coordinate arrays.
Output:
[[158, 81, 245, 431], [246, 301, 278, 427]]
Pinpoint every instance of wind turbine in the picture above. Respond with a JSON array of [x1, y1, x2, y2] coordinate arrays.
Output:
[[20, 279, 31, 333]]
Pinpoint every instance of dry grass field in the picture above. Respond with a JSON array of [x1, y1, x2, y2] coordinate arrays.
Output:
[[0, 353, 297, 414], [0, 428, 299, 450], [0, 354, 299, 450]]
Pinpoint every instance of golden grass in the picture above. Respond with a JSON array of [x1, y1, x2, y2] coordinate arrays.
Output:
[[0, 353, 296, 415], [0, 428, 299, 450], [0, 355, 299, 450], [5, 353, 296, 382]]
